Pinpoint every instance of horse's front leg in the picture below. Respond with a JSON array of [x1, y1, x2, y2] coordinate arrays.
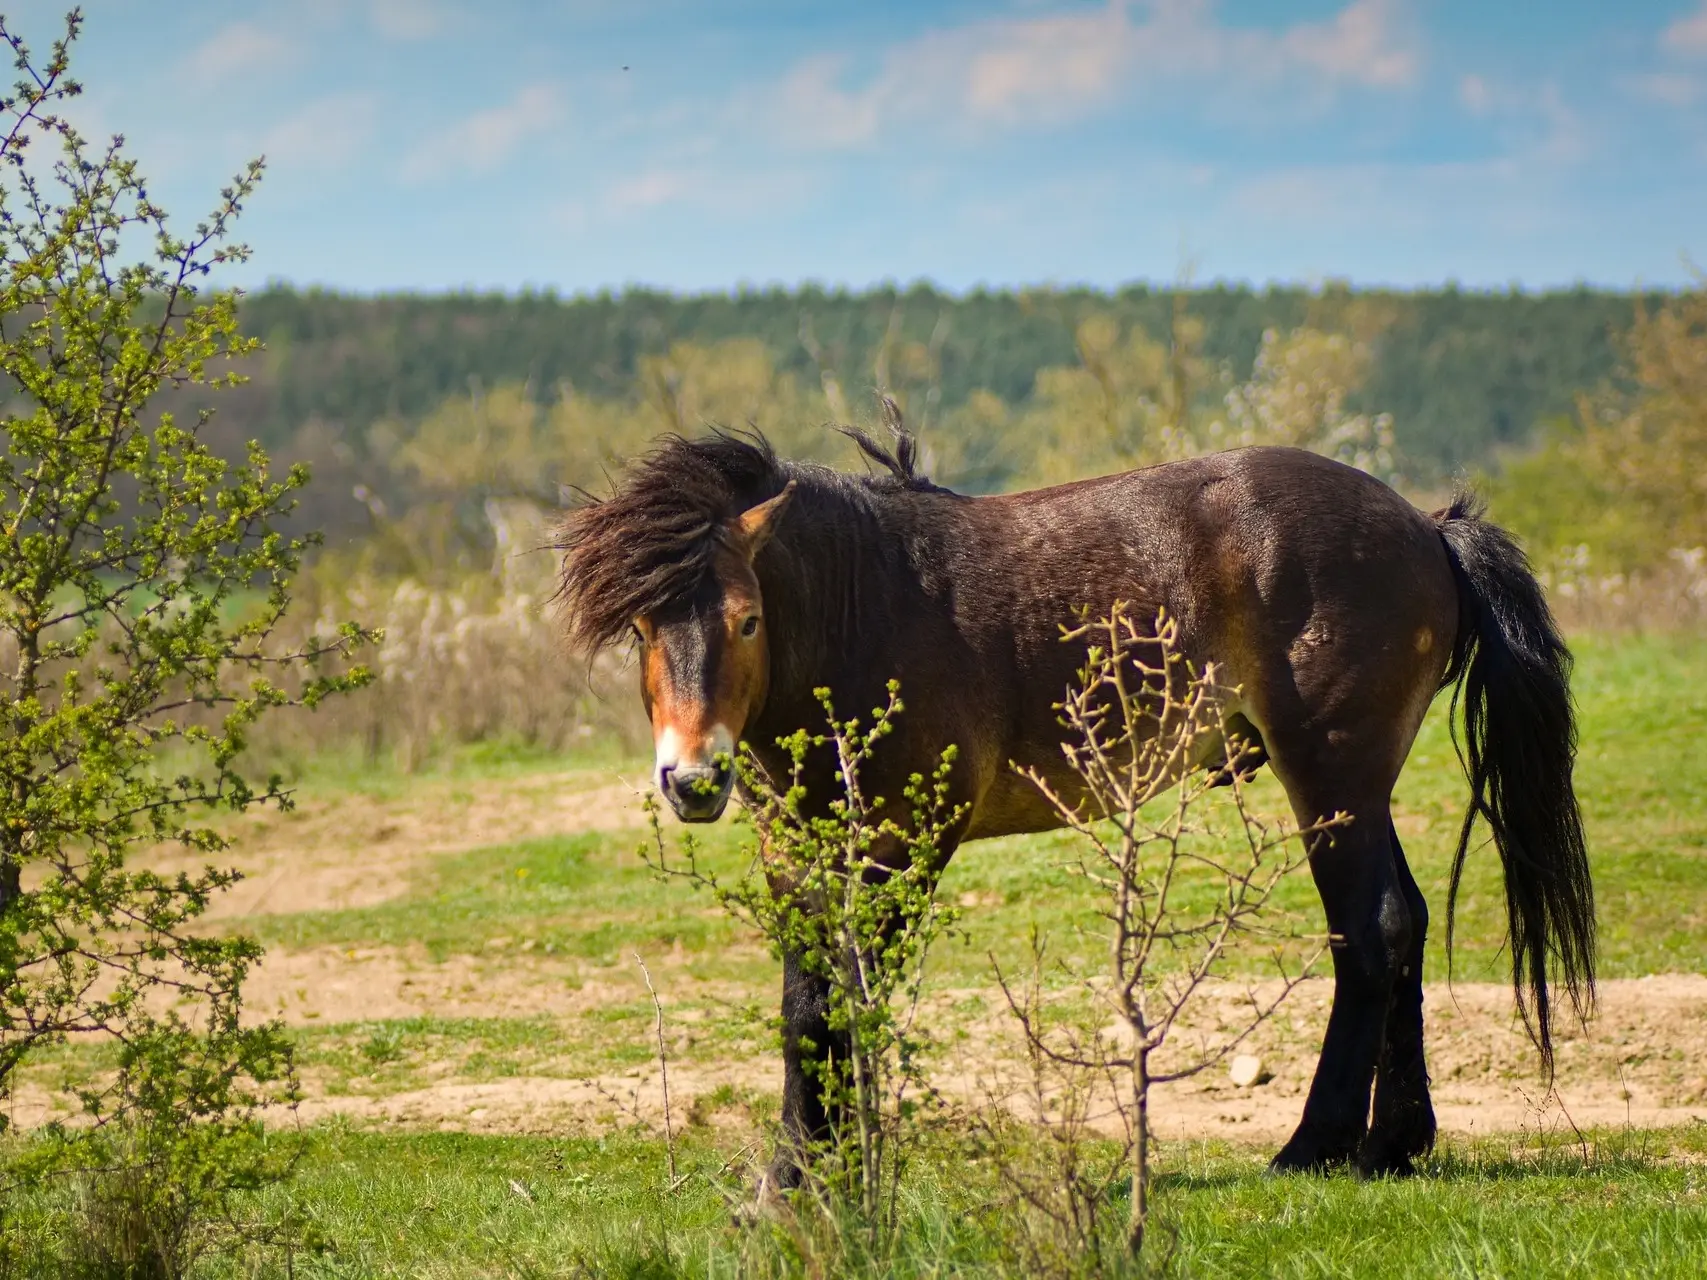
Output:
[[760, 814, 958, 1193], [766, 946, 850, 1191]]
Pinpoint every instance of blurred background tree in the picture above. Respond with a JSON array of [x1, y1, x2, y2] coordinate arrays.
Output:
[[1204, 327, 1397, 481], [220, 280, 1651, 545], [1496, 282, 1707, 573]]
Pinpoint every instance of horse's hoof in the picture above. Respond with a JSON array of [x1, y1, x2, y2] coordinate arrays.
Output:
[[1356, 1115, 1435, 1180], [1269, 1131, 1359, 1175], [1358, 1153, 1413, 1181], [732, 1165, 789, 1227], [1353, 1146, 1417, 1180], [753, 1153, 804, 1200]]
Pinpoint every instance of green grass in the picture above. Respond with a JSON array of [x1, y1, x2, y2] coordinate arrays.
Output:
[[265, 732, 643, 800], [250, 634, 1707, 989], [288, 1005, 769, 1093], [251, 829, 759, 974], [275, 1121, 1707, 1278], [10, 635, 1706, 1277], [12, 1123, 1705, 1278], [1395, 633, 1707, 980]]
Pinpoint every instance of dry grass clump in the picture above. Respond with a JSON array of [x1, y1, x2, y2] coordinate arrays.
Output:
[[1541, 545, 1707, 633], [257, 572, 646, 770]]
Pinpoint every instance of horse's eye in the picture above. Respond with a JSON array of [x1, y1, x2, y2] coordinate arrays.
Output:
[[630, 623, 645, 646], [741, 615, 760, 638]]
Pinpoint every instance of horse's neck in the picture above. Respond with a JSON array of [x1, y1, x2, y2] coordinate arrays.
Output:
[[761, 480, 922, 710]]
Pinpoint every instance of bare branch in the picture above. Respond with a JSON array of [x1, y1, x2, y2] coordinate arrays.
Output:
[[995, 603, 1326, 1260]]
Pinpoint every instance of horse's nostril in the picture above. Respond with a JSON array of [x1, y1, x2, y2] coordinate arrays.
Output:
[[667, 765, 725, 804]]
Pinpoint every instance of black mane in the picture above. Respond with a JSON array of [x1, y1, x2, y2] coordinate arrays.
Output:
[[554, 430, 791, 651], [554, 421, 951, 653], [833, 395, 946, 493]]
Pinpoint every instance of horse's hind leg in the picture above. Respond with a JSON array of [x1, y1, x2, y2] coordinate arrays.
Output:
[[1269, 793, 1414, 1174], [1360, 822, 1436, 1176]]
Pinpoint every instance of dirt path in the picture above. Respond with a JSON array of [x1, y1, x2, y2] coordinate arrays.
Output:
[[22, 918, 1704, 1142], [28, 764, 1702, 1146], [176, 770, 653, 918], [239, 948, 1707, 1144]]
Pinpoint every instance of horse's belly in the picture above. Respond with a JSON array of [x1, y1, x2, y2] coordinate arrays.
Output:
[[960, 703, 1241, 843], [962, 769, 1078, 841]]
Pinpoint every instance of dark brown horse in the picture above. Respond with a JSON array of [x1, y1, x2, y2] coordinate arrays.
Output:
[[555, 426, 1594, 1180]]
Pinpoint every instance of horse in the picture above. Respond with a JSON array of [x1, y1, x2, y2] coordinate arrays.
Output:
[[554, 424, 1595, 1181]]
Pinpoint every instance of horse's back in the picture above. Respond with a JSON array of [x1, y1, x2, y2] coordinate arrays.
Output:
[[961, 446, 1455, 680], [948, 448, 1458, 837]]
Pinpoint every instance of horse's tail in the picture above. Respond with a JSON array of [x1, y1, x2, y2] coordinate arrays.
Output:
[[1434, 494, 1595, 1077]]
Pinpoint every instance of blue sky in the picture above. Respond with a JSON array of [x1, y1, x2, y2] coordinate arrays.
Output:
[[11, 0, 1707, 292]]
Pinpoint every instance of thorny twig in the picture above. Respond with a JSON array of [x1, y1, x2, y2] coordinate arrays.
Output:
[[633, 950, 683, 1190]]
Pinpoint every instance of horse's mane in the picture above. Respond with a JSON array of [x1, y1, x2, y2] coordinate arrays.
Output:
[[554, 430, 787, 652], [834, 395, 933, 488], [555, 413, 947, 654]]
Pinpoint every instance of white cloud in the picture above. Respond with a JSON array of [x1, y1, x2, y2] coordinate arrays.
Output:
[[954, 3, 1145, 123], [1663, 3, 1707, 56], [1443, 73, 1587, 165], [1509, 84, 1588, 166], [773, 56, 886, 147], [1281, 0, 1418, 89], [605, 170, 693, 213], [261, 93, 381, 174], [370, 0, 450, 41], [596, 166, 816, 219], [1626, 70, 1704, 108], [761, 0, 1421, 149], [401, 84, 565, 182], [185, 22, 296, 84], [1458, 73, 1492, 114]]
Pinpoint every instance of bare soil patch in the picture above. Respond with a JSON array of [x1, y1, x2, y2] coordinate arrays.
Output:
[[158, 771, 653, 919], [61, 765, 1707, 1146], [13, 938, 1707, 1143], [935, 973, 1707, 1145], [244, 944, 640, 1023], [240, 953, 1707, 1143], [247, 970, 1707, 1143]]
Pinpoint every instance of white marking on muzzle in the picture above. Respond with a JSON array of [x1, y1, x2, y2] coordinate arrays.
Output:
[[653, 723, 736, 792], [653, 725, 685, 792]]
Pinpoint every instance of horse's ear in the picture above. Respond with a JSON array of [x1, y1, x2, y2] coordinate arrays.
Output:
[[730, 481, 795, 562]]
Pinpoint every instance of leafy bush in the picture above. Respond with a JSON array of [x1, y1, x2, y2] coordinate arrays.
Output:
[[0, 12, 365, 1274], [642, 682, 962, 1262]]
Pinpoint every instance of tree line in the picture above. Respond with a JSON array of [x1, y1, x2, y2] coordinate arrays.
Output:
[[226, 280, 1657, 532]]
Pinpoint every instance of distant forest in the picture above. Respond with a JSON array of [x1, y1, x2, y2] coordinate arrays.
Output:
[[215, 281, 1658, 537]]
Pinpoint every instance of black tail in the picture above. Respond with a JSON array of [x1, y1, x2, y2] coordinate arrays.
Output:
[[1435, 494, 1595, 1076]]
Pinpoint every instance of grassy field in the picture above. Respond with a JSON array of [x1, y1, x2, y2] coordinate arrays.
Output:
[[15, 1124, 1707, 1277], [6, 633, 1707, 1276], [246, 1125, 1707, 1278], [249, 634, 1707, 981]]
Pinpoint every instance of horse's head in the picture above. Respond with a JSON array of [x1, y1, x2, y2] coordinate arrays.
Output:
[[555, 431, 797, 824], [632, 484, 793, 821]]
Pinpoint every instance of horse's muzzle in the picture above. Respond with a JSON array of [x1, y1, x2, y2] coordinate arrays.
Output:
[[660, 762, 734, 822]]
